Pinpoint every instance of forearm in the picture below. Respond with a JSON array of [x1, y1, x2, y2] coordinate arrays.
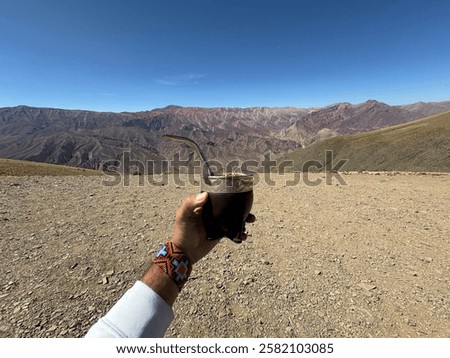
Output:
[[86, 242, 189, 338], [141, 263, 179, 306], [143, 240, 193, 305]]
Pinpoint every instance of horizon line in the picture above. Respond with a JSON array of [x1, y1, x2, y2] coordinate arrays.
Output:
[[1, 98, 450, 114]]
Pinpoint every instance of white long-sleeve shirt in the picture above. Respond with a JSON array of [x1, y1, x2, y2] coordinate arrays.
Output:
[[85, 281, 174, 338]]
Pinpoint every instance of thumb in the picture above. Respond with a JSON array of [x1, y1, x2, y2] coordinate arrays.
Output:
[[194, 192, 208, 205], [178, 192, 208, 220], [193, 192, 208, 214]]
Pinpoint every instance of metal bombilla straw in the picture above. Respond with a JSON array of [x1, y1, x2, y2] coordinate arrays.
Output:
[[163, 134, 216, 178]]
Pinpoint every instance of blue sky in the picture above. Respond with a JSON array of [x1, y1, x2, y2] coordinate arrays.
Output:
[[1, 0, 450, 111]]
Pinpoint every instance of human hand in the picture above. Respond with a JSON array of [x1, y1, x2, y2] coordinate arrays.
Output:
[[170, 192, 256, 264]]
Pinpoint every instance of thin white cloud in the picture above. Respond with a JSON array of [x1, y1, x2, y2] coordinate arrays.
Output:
[[156, 73, 205, 86]]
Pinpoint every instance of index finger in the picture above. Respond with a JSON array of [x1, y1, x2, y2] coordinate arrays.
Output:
[[246, 213, 256, 223]]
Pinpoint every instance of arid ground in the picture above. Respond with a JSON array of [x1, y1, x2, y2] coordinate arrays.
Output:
[[0, 172, 449, 337]]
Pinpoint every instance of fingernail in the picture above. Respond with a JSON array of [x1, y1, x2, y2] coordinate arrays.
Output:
[[195, 192, 207, 202]]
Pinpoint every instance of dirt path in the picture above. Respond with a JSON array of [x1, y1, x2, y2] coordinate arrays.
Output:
[[0, 172, 449, 337]]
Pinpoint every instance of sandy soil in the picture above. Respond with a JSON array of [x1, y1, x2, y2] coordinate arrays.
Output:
[[0, 172, 449, 338]]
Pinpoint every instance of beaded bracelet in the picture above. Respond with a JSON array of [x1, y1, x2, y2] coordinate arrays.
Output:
[[153, 241, 192, 291]]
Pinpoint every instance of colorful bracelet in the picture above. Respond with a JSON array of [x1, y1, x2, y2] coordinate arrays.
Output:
[[153, 241, 192, 291]]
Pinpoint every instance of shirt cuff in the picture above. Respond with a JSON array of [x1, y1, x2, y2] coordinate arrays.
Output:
[[85, 280, 174, 338]]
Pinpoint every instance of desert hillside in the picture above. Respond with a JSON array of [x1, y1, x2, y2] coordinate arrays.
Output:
[[0, 158, 101, 176], [284, 111, 450, 173], [0, 172, 448, 338]]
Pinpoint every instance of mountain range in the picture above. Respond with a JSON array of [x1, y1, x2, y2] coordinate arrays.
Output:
[[0, 99, 449, 173]]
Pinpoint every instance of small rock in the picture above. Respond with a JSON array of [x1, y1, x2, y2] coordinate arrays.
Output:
[[13, 306, 21, 314], [357, 283, 377, 291], [47, 325, 58, 332], [315, 270, 322, 275], [406, 318, 417, 327], [106, 269, 115, 276], [33, 320, 42, 327], [102, 277, 109, 285]]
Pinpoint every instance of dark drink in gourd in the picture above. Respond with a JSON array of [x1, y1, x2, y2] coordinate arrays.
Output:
[[201, 174, 253, 243]]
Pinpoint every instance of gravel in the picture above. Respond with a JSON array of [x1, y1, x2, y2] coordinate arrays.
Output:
[[0, 172, 449, 337]]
